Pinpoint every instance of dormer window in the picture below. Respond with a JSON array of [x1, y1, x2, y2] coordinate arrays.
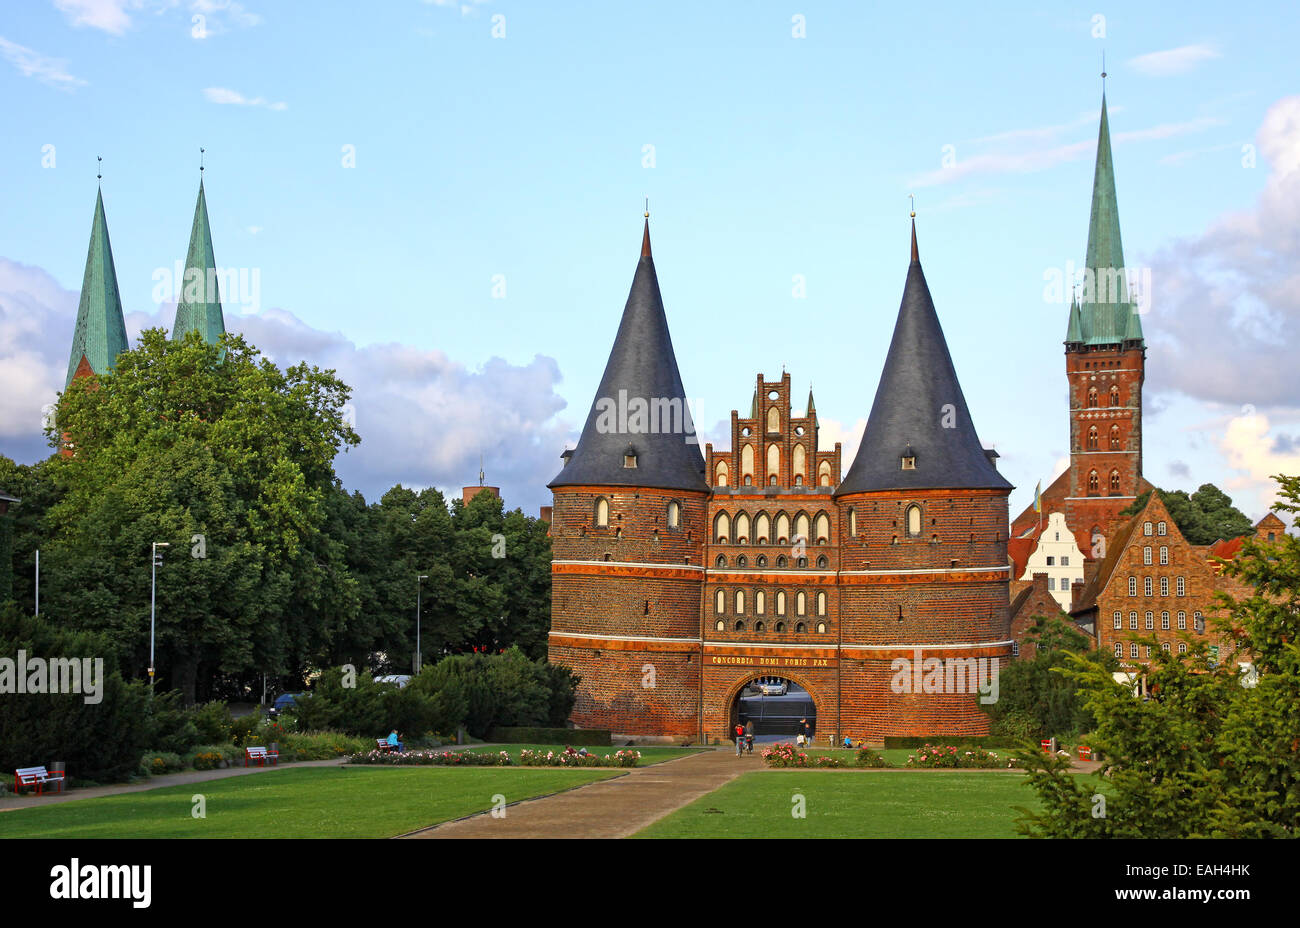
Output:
[[900, 443, 917, 470], [623, 445, 637, 469]]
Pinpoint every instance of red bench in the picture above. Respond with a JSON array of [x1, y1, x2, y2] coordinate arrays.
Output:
[[244, 746, 279, 767], [375, 739, 394, 753], [14, 766, 66, 795]]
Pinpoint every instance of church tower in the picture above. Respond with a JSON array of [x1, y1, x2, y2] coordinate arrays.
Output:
[[834, 218, 1013, 737], [1062, 89, 1147, 548], [65, 183, 129, 389], [171, 172, 227, 350], [547, 214, 709, 737]]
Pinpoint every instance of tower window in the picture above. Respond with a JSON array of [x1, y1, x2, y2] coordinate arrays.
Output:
[[1109, 385, 1120, 406], [906, 504, 922, 537], [1109, 425, 1121, 450], [1087, 426, 1099, 450], [623, 451, 637, 468], [1109, 470, 1120, 494], [667, 500, 681, 530], [815, 622, 826, 634], [847, 507, 857, 537], [595, 497, 609, 527], [1087, 386, 1099, 408], [1088, 470, 1099, 493]]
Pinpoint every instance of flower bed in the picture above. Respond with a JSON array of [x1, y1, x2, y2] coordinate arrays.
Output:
[[905, 744, 1017, 769], [761, 743, 812, 767], [519, 748, 640, 768], [348, 749, 514, 766]]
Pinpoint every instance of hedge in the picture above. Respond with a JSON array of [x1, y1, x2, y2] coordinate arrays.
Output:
[[882, 736, 1012, 749], [487, 726, 610, 746]]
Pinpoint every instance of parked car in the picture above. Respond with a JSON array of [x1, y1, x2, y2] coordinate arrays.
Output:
[[267, 692, 307, 719], [759, 680, 788, 696]]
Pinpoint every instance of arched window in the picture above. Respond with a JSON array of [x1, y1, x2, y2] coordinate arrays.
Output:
[[767, 406, 780, 433], [1109, 385, 1120, 406], [775, 513, 790, 544], [756, 554, 767, 567], [735, 590, 745, 614], [667, 500, 681, 530], [715, 590, 725, 614], [755, 621, 766, 633], [1109, 425, 1121, 450], [1087, 426, 1099, 450], [1145, 611, 1153, 629], [715, 461, 729, 486], [814, 512, 830, 544], [715, 619, 725, 631], [1157, 521, 1167, 536], [1088, 470, 1099, 493], [775, 622, 785, 632], [1128, 576, 1137, 596], [1160, 577, 1169, 597], [1109, 470, 1120, 494], [1159, 546, 1168, 565], [741, 444, 755, 482], [817, 591, 826, 616], [776, 591, 786, 616], [816, 555, 828, 568], [766, 443, 780, 481], [797, 556, 808, 568], [736, 554, 747, 568], [1143, 546, 1152, 565], [735, 512, 751, 545], [792, 443, 806, 483], [776, 555, 788, 568], [1087, 386, 1099, 408], [734, 620, 745, 632], [818, 461, 832, 486], [815, 622, 826, 633], [715, 554, 727, 568], [796, 592, 806, 616], [755, 591, 766, 615], [595, 497, 609, 527], [1144, 576, 1153, 597], [794, 513, 810, 544], [906, 504, 922, 537], [714, 512, 730, 544], [755, 513, 770, 544], [847, 507, 857, 536]]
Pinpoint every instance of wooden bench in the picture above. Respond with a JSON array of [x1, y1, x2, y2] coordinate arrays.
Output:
[[375, 739, 394, 753], [244, 746, 278, 767], [14, 766, 66, 796]]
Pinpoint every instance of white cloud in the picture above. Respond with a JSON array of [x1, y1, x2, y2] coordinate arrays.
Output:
[[0, 35, 87, 90], [817, 416, 867, 468], [1129, 44, 1221, 77], [0, 257, 572, 512], [203, 87, 287, 110], [51, 0, 142, 35], [1214, 409, 1300, 519]]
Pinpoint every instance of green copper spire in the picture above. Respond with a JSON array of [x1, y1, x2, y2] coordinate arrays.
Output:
[[1076, 93, 1142, 347], [66, 188, 129, 388], [171, 178, 226, 350], [1065, 290, 1082, 343]]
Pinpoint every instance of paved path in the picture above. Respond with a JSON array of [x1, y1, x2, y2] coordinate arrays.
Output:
[[406, 747, 761, 839], [0, 758, 349, 812]]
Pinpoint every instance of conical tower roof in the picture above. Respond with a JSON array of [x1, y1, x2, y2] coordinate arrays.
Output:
[[549, 218, 707, 492], [171, 178, 227, 348], [1075, 93, 1142, 346], [836, 221, 1011, 496], [66, 188, 129, 388]]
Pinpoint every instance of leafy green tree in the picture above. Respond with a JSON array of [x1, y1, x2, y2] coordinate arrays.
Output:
[[1017, 475, 1300, 837], [1120, 483, 1254, 545], [984, 615, 1117, 740], [42, 329, 359, 702]]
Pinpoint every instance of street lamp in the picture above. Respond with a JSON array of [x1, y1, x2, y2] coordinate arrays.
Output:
[[416, 574, 428, 674], [150, 542, 170, 691]]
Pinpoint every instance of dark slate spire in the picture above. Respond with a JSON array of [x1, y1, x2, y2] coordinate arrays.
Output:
[[171, 176, 227, 350], [1076, 92, 1142, 346], [549, 217, 707, 492], [66, 187, 129, 388], [836, 220, 1011, 495]]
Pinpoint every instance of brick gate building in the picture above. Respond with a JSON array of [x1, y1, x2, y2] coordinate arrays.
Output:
[[547, 216, 1013, 742]]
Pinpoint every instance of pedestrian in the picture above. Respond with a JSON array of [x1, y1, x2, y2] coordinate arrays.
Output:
[[744, 719, 755, 754], [799, 717, 812, 745], [734, 722, 745, 756]]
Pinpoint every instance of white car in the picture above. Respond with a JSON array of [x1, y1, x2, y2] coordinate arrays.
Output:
[[759, 681, 788, 696]]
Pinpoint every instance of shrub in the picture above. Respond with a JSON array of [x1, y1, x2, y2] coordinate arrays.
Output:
[[191, 751, 223, 770], [855, 748, 891, 768], [519, 748, 639, 768], [189, 701, 235, 744], [813, 755, 846, 768], [905, 744, 1016, 769], [140, 751, 185, 776], [228, 711, 261, 746], [279, 730, 370, 761], [349, 749, 514, 766], [761, 743, 811, 768]]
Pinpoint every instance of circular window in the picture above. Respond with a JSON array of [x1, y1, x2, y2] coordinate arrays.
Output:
[[794, 426, 804, 436], [768, 390, 779, 400], [741, 427, 751, 437]]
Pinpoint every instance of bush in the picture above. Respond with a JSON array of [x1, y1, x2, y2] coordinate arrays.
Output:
[[278, 730, 370, 761], [855, 748, 891, 768], [905, 744, 1017, 769], [140, 751, 185, 776], [813, 755, 847, 768], [349, 749, 514, 766], [519, 748, 639, 768], [761, 743, 811, 767], [487, 727, 610, 746], [191, 751, 223, 770], [228, 710, 261, 746], [988, 709, 1041, 743], [189, 701, 235, 744]]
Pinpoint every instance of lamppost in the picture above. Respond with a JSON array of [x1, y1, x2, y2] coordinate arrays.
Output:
[[415, 574, 428, 673], [150, 542, 170, 691]]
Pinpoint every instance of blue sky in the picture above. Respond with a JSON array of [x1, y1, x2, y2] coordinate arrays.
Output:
[[3, 0, 1299, 522]]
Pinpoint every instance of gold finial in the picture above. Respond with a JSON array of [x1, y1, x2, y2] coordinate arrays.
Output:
[[644, 196, 649, 219], [908, 193, 915, 218]]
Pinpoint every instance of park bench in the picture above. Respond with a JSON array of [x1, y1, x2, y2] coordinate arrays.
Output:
[[14, 766, 66, 795], [244, 746, 278, 767], [375, 739, 394, 753]]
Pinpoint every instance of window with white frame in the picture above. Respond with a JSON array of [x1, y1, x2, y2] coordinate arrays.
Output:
[[1161, 612, 1169, 630], [1144, 577, 1153, 597], [1177, 576, 1185, 597], [1177, 611, 1186, 629], [1159, 546, 1168, 565], [1160, 577, 1169, 597], [1113, 612, 1122, 630], [1145, 612, 1154, 629]]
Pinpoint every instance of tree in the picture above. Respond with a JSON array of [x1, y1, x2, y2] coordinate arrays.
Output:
[[1120, 483, 1254, 545], [1017, 474, 1300, 837], [42, 329, 359, 702]]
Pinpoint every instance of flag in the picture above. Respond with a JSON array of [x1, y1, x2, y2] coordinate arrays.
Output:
[[1033, 480, 1042, 513]]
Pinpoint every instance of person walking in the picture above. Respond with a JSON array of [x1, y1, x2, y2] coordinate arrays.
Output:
[[734, 722, 745, 756], [744, 719, 755, 754], [799, 717, 812, 746]]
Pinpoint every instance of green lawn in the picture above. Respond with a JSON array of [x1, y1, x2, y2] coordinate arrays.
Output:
[[0, 766, 620, 839], [635, 770, 1039, 838], [462, 744, 703, 766]]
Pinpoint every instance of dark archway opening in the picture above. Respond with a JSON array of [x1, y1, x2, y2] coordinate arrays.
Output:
[[731, 676, 816, 743]]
